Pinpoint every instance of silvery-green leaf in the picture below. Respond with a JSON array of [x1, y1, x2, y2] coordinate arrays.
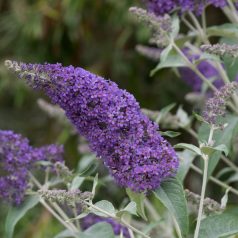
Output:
[[154, 177, 189, 237], [70, 176, 85, 190], [207, 23, 238, 39], [81, 222, 115, 238], [174, 143, 202, 156], [90, 200, 115, 217], [117, 201, 138, 217], [5, 195, 39, 238], [221, 188, 230, 210], [170, 14, 180, 39], [155, 103, 176, 124], [198, 115, 238, 177], [91, 174, 98, 197], [126, 189, 147, 220], [54, 229, 79, 238], [177, 150, 196, 182], [160, 131, 181, 138], [176, 106, 191, 128], [199, 209, 238, 238], [200, 144, 229, 156]]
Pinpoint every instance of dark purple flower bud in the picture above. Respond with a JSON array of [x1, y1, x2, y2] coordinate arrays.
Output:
[[81, 214, 131, 238], [6, 60, 179, 193], [0, 130, 64, 205]]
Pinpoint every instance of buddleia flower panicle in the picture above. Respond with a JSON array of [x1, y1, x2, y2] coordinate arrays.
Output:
[[129, 7, 172, 46], [203, 82, 238, 126], [81, 214, 131, 238], [136, 45, 162, 61], [201, 43, 238, 58], [144, 0, 227, 16], [178, 48, 236, 92], [6, 60, 179, 193], [0, 130, 64, 205]]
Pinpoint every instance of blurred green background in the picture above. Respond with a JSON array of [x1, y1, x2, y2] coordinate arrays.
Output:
[[0, 1, 229, 237]]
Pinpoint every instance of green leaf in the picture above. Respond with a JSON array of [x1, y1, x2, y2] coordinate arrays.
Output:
[[198, 115, 238, 177], [200, 144, 229, 157], [220, 188, 230, 210], [126, 189, 147, 220], [176, 106, 191, 128], [151, 52, 186, 76], [177, 150, 196, 182], [160, 131, 181, 138], [207, 23, 238, 40], [174, 143, 202, 156], [91, 174, 98, 198], [198, 209, 238, 238], [54, 230, 79, 238], [155, 103, 176, 124], [193, 112, 206, 123], [160, 44, 173, 62], [5, 195, 40, 238], [81, 222, 115, 238], [170, 14, 180, 39], [117, 201, 138, 217], [70, 176, 85, 190], [91, 200, 115, 217], [153, 177, 189, 237]]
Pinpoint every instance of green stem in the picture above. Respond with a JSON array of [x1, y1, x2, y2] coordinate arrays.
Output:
[[172, 216, 182, 238], [73, 204, 81, 230], [39, 199, 78, 236], [183, 126, 238, 174], [190, 164, 238, 196], [194, 155, 209, 238], [201, 9, 207, 34], [29, 173, 78, 233]]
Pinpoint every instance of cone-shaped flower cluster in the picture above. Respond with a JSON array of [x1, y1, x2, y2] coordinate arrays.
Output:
[[0, 130, 64, 205], [6, 60, 179, 192], [145, 0, 227, 16]]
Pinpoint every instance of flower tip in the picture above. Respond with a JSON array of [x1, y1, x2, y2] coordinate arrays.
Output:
[[4, 60, 21, 72], [4, 60, 12, 68]]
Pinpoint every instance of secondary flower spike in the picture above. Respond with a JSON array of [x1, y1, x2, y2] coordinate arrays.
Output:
[[0, 130, 64, 205], [6, 60, 179, 192]]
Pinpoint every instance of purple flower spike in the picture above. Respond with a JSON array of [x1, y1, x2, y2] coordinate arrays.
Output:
[[0, 130, 64, 205], [6, 60, 179, 193]]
